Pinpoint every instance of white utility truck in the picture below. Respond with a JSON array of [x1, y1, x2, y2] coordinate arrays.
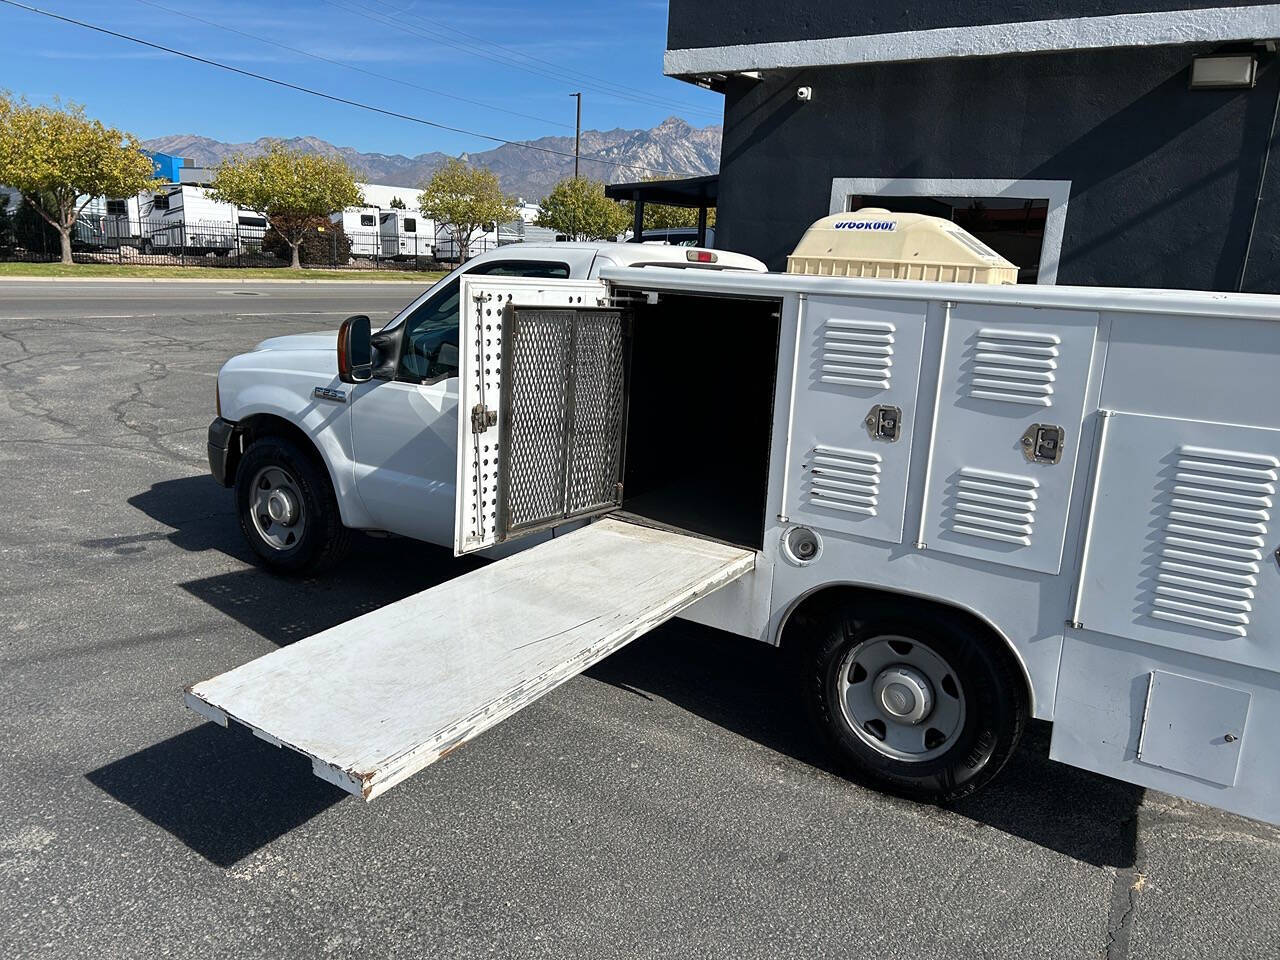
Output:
[[192, 217, 1280, 827]]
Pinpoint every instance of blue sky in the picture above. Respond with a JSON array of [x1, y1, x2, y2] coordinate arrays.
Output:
[[0, 0, 722, 154]]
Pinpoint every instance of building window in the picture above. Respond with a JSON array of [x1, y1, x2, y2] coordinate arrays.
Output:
[[403, 217, 417, 234], [829, 177, 1071, 284], [152, 193, 170, 211], [105, 199, 128, 217], [360, 214, 375, 227]]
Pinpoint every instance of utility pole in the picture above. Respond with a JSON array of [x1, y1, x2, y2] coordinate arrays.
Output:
[[571, 92, 581, 179]]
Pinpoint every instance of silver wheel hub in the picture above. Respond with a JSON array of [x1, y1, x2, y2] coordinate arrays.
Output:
[[249, 465, 307, 551], [873, 665, 933, 724], [837, 634, 966, 762], [266, 488, 298, 526]]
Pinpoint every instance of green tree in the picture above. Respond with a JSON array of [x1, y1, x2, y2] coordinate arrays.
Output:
[[0, 95, 159, 264], [388, 195, 407, 209], [536, 176, 629, 241], [208, 141, 362, 268], [0, 192, 12, 252], [419, 158, 516, 262]]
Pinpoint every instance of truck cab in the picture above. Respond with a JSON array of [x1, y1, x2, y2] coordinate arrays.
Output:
[[208, 241, 767, 569]]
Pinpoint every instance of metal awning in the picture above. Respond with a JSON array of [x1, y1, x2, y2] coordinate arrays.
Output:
[[605, 175, 718, 247]]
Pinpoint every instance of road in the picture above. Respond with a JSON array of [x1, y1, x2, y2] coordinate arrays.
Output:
[[1, 279, 1277, 960], [0, 277, 423, 321]]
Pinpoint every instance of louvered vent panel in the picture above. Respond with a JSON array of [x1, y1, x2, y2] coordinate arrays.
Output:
[[807, 445, 882, 517], [1151, 444, 1278, 637], [969, 327, 1060, 407], [950, 467, 1039, 545], [820, 317, 895, 390]]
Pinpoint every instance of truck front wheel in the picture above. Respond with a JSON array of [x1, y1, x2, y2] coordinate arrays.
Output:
[[801, 601, 1027, 804], [234, 435, 351, 574]]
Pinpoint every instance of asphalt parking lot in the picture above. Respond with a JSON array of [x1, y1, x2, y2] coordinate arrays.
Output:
[[2, 278, 1279, 960]]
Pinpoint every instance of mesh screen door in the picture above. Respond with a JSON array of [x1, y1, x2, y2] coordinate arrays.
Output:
[[496, 305, 628, 540]]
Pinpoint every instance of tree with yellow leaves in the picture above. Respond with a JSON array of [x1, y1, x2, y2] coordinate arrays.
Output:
[[419, 158, 516, 263], [209, 141, 363, 269], [536, 176, 629, 242], [0, 95, 159, 264]]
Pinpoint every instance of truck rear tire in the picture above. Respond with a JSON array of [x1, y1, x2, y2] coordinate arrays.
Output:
[[234, 435, 351, 574], [800, 600, 1027, 804]]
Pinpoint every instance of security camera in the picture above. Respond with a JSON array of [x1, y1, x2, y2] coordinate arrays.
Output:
[[796, 86, 813, 102]]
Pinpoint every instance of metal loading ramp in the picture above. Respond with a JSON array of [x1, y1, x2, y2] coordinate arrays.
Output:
[[184, 518, 754, 800]]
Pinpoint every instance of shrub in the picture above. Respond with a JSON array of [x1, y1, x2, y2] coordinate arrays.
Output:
[[14, 196, 60, 256], [262, 216, 352, 265]]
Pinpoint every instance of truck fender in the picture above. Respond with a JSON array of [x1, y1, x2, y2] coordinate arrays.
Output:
[[222, 383, 374, 531], [772, 580, 1039, 719]]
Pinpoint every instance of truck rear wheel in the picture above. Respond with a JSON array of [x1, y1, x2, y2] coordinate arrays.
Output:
[[800, 600, 1027, 803], [234, 435, 351, 574]]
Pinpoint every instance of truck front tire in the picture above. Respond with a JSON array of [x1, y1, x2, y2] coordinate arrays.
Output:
[[801, 600, 1027, 804], [234, 435, 351, 574]]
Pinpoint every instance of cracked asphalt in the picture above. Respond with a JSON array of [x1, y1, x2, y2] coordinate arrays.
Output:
[[2, 279, 1279, 960]]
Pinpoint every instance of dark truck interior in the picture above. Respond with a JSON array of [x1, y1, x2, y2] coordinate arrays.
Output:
[[618, 292, 782, 550]]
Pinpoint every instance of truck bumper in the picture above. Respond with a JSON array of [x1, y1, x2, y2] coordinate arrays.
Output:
[[208, 417, 237, 487]]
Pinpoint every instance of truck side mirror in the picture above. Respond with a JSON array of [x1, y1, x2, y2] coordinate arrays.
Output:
[[337, 314, 373, 384]]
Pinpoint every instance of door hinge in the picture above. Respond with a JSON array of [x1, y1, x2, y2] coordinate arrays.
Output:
[[471, 403, 497, 434]]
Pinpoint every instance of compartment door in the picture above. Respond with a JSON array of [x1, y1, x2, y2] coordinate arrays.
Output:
[[920, 304, 1099, 574], [783, 295, 927, 544], [455, 276, 617, 555], [1075, 413, 1280, 672]]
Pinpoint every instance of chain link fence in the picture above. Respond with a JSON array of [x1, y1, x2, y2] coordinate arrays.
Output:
[[0, 213, 501, 271]]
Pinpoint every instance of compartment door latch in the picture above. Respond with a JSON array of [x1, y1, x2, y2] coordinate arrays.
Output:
[[865, 404, 903, 442], [1021, 423, 1065, 464], [471, 403, 498, 435]]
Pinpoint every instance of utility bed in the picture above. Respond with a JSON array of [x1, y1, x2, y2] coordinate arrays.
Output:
[[185, 518, 753, 800]]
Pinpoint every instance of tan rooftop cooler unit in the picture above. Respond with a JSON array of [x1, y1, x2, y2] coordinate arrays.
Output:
[[786, 208, 1018, 284]]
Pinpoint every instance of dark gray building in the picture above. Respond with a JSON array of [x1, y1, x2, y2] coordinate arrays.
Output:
[[665, 3, 1280, 291]]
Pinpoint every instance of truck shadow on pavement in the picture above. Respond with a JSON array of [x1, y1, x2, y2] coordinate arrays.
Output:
[[87, 724, 347, 869], [91, 474, 1140, 870], [587, 625, 1143, 871], [88, 475, 485, 867]]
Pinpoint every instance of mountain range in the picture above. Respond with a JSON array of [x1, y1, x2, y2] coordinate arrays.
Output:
[[142, 117, 721, 201]]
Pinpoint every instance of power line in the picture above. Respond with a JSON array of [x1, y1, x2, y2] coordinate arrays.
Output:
[[0, 0, 695, 178], [325, 0, 722, 120], [360, 0, 722, 120], [362, 0, 721, 119], [129, 0, 575, 131]]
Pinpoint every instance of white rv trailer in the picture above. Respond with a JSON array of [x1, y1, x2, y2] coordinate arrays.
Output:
[[433, 221, 501, 262], [187, 217, 1280, 825], [73, 194, 144, 249], [332, 205, 382, 258], [378, 209, 433, 259], [143, 185, 256, 255]]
